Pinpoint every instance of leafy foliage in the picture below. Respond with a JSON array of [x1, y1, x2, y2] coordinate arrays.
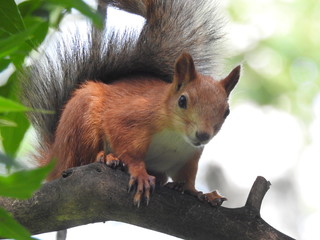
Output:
[[0, 0, 102, 238], [0, 208, 35, 240], [0, 161, 54, 198], [228, 0, 320, 122], [0, 96, 31, 113]]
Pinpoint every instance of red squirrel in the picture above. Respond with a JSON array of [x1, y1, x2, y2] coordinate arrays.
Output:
[[21, 0, 240, 206]]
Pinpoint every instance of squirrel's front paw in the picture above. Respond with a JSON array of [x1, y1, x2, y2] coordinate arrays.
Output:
[[128, 170, 156, 207], [199, 190, 227, 207]]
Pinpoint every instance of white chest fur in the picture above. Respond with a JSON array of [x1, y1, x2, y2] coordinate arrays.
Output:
[[145, 129, 199, 177]]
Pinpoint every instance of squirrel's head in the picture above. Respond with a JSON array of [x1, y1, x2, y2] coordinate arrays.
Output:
[[168, 52, 240, 147]]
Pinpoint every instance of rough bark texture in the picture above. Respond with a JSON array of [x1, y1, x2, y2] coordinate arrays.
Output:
[[0, 163, 295, 240]]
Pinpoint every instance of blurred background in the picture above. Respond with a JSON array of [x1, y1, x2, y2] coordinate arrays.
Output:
[[1, 0, 319, 239]]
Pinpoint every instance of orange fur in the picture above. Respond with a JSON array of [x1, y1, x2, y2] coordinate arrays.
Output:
[[42, 53, 240, 205]]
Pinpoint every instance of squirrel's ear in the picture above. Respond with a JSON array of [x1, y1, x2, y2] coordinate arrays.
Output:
[[220, 65, 241, 96], [173, 52, 196, 91]]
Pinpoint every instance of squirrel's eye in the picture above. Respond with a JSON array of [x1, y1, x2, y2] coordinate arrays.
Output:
[[178, 95, 187, 109], [223, 108, 230, 118]]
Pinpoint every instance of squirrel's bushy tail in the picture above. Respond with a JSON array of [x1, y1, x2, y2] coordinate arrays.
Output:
[[20, 0, 226, 148]]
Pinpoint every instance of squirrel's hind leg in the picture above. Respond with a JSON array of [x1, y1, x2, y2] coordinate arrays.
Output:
[[96, 151, 123, 169]]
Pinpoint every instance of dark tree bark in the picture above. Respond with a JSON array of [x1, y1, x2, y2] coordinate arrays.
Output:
[[0, 163, 295, 240]]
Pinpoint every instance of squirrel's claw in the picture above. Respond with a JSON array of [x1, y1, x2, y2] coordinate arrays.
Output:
[[106, 153, 121, 168], [129, 173, 155, 207], [199, 190, 227, 207]]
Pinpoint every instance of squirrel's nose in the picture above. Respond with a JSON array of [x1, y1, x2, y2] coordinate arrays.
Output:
[[196, 131, 211, 143]]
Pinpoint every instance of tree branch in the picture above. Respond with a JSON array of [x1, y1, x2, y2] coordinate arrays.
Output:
[[0, 163, 294, 240], [245, 176, 271, 214]]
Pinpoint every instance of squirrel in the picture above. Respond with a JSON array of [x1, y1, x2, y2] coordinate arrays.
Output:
[[20, 0, 240, 206]]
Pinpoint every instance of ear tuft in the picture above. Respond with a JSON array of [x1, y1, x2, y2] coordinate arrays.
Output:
[[173, 52, 196, 91], [221, 65, 241, 96]]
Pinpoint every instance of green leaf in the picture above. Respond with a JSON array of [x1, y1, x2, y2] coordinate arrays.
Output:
[[0, 71, 51, 157], [0, 58, 11, 72], [0, 161, 54, 199], [0, 70, 18, 99], [0, 208, 34, 240], [47, 0, 103, 28], [0, 96, 30, 113], [0, 72, 30, 157], [0, 22, 42, 59], [48, 6, 66, 28], [0, 112, 30, 157], [10, 19, 49, 67], [0, 0, 26, 35], [0, 1, 49, 66], [0, 117, 17, 127], [18, 0, 43, 18], [0, 0, 42, 54]]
